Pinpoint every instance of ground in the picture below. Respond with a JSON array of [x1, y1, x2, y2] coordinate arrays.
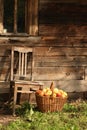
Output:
[[0, 98, 86, 125], [0, 114, 17, 125], [0, 101, 18, 125]]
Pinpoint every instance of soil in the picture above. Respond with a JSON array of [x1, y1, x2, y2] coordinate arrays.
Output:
[[0, 114, 18, 125], [0, 102, 18, 125]]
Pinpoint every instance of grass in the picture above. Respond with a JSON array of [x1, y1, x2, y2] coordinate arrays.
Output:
[[0, 100, 87, 130]]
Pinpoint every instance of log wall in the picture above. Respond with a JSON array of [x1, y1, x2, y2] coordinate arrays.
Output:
[[0, 0, 87, 100], [37, 0, 87, 93]]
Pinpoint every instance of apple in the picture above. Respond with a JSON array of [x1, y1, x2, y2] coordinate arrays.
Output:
[[52, 93, 56, 98], [36, 89, 44, 96], [36, 87, 68, 98], [56, 92, 62, 97], [61, 91, 68, 98], [53, 88, 59, 94], [56, 90, 67, 98], [36, 89, 41, 94], [43, 88, 47, 93], [44, 90, 52, 96]]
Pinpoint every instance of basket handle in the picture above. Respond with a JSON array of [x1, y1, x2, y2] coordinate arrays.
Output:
[[50, 82, 54, 90]]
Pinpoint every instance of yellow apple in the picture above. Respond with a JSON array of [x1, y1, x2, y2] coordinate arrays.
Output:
[[43, 88, 47, 93], [44, 88, 52, 96], [52, 93, 56, 98], [53, 88, 59, 94], [61, 91, 68, 98]]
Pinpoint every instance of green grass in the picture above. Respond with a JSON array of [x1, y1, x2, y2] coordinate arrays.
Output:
[[0, 100, 87, 130]]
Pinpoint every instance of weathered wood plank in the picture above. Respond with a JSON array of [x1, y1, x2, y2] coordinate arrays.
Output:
[[0, 36, 87, 47], [39, 25, 87, 37], [33, 66, 84, 80], [84, 67, 87, 80], [35, 56, 87, 67], [0, 59, 10, 64], [0, 88, 10, 93], [40, 0, 87, 4], [0, 72, 10, 81], [41, 36, 87, 47], [0, 50, 10, 55], [0, 81, 10, 93], [34, 47, 87, 56], [39, 80, 87, 92], [58, 80, 87, 92]]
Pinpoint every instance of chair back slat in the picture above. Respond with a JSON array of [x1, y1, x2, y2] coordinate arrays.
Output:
[[19, 52, 21, 76], [11, 46, 33, 80], [21, 53, 24, 76], [24, 53, 27, 76], [13, 46, 32, 53]]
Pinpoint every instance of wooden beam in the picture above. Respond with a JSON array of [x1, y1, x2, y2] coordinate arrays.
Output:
[[0, 0, 3, 33], [34, 0, 39, 35], [14, 0, 17, 33], [26, 0, 38, 35], [25, 0, 28, 33]]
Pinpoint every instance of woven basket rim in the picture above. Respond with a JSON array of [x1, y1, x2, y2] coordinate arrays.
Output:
[[36, 93, 68, 99]]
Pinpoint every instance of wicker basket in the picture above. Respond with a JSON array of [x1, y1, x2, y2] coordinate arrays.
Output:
[[36, 94, 67, 112]]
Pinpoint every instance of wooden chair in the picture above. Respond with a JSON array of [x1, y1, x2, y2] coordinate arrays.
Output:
[[10, 46, 43, 116]]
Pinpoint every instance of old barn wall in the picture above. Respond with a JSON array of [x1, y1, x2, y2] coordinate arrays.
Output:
[[38, 0, 87, 94], [0, 0, 87, 100]]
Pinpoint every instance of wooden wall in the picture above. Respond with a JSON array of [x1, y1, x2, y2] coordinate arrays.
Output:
[[37, 0, 87, 93], [0, 0, 87, 100]]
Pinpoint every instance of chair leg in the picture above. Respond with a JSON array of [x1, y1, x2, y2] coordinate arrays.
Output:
[[13, 86, 17, 116], [9, 81, 14, 102]]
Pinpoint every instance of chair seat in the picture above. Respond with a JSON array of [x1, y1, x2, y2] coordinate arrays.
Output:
[[12, 80, 43, 91], [17, 90, 34, 93], [14, 80, 43, 86]]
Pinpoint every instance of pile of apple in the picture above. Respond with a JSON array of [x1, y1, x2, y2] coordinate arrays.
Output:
[[36, 82, 68, 99]]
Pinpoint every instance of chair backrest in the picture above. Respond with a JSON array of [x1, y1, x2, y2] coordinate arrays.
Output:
[[11, 46, 34, 81]]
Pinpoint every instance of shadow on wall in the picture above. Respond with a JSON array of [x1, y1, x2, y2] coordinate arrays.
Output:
[[39, 1, 87, 37], [0, 49, 11, 81]]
